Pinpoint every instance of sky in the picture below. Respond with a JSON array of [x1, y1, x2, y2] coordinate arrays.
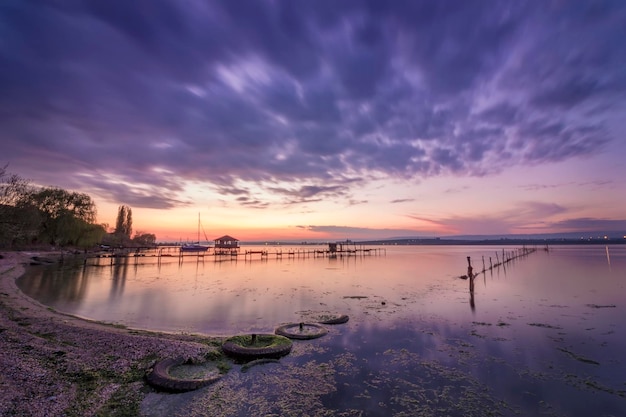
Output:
[[1, 0, 626, 242]]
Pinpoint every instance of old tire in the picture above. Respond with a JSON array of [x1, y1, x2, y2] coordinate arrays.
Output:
[[222, 334, 293, 361], [316, 314, 349, 325], [146, 357, 222, 392], [275, 323, 328, 340]]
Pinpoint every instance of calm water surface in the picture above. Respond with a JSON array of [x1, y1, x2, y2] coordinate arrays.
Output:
[[18, 245, 626, 416]]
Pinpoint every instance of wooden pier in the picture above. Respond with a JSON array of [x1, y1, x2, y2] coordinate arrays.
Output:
[[83, 244, 385, 266]]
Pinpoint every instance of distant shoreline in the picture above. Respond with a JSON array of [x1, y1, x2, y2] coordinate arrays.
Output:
[[233, 238, 626, 246], [353, 238, 626, 246]]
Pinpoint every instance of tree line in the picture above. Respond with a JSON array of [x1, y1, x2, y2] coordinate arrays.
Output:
[[0, 165, 155, 249]]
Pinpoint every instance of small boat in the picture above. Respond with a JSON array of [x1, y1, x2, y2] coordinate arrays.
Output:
[[181, 213, 210, 252], [181, 243, 210, 252]]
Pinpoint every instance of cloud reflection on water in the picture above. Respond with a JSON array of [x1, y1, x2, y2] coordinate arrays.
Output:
[[18, 245, 626, 415]]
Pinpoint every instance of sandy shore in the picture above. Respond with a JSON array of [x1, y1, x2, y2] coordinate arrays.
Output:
[[0, 251, 222, 416]]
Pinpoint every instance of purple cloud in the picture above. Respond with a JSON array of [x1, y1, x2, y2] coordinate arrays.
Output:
[[1, 0, 624, 209]]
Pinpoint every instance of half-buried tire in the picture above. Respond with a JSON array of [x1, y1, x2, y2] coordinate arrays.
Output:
[[275, 322, 328, 340], [146, 357, 222, 392], [221, 334, 293, 361], [316, 314, 349, 325]]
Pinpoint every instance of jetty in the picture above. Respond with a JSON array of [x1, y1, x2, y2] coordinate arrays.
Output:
[[83, 243, 385, 266]]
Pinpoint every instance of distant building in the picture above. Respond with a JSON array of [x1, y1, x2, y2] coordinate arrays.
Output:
[[329, 241, 356, 253], [214, 235, 239, 251]]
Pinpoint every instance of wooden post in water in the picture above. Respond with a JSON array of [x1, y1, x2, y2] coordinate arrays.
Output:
[[467, 257, 475, 314]]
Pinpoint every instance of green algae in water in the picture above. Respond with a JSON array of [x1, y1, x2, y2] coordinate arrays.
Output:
[[557, 348, 600, 365], [528, 322, 562, 329]]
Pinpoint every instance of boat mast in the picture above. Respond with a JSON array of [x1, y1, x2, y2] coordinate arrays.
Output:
[[197, 212, 201, 243]]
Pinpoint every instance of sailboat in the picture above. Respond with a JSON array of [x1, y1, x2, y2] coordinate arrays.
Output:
[[181, 213, 211, 252]]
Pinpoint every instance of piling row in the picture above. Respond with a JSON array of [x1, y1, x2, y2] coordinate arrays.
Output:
[[465, 245, 540, 278], [83, 245, 385, 266], [482, 246, 538, 273]]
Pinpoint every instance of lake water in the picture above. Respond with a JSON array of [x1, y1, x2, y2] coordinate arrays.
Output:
[[18, 245, 626, 416]]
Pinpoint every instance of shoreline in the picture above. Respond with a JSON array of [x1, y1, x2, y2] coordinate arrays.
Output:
[[0, 251, 222, 416]]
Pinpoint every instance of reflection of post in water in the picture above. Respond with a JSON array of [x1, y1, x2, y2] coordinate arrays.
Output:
[[467, 256, 476, 312], [110, 258, 129, 299]]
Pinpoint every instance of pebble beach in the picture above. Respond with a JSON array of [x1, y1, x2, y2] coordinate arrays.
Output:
[[0, 251, 221, 416]]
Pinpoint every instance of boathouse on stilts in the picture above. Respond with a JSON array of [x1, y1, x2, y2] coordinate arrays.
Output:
[[214, 235, 240, 255]]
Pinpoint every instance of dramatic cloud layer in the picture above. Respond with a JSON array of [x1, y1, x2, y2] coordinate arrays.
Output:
[[1, 1, 625, 238]]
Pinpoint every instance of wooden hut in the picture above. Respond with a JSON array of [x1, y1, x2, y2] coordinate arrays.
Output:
[[214, 235, 240, 252]]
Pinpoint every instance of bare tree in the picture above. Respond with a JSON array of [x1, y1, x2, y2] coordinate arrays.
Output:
[[0, 165, 37, 247], [0, 164, 31, 206]]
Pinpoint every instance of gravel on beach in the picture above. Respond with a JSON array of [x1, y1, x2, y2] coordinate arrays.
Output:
[[0, 251, 222, 417]]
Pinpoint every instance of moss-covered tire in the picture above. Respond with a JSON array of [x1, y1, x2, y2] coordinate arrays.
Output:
[[275, 323, 328, 340], [145, 357, 222, 392], [222, 334, 293, 360]]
